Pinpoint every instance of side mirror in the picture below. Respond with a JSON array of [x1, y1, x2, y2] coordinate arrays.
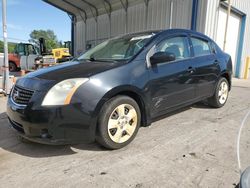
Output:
[[150, 52, 176, 65]]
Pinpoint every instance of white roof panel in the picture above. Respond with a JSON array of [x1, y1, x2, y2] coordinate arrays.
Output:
[[44, 0, 145, 20]]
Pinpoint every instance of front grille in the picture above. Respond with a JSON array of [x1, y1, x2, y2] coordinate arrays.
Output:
[[11, 85, 34, 105]]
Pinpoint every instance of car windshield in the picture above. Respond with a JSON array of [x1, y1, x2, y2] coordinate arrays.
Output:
[[77, 33, 155, 62]]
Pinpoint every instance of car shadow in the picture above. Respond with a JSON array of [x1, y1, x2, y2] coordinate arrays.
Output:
[[191, 101, 214, 109], [0, 112, 105, 158], [151, 101, 213, 123]]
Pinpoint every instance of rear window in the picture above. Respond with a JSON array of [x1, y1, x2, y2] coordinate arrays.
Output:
[[191, 37, 211, 56]]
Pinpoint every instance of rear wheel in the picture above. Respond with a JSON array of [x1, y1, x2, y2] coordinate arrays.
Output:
[[208, 77, 229, 108], [96, 96, 141, 149], [9, 61, 17, 72]]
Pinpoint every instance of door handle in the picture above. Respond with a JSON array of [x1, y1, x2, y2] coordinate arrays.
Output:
[[188, 66, 195, 74]]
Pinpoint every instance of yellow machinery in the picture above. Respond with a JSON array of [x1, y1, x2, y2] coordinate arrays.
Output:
[[52, 41, 73, 63], [244, 57, 250, 79], [52, 48, 72, 63]]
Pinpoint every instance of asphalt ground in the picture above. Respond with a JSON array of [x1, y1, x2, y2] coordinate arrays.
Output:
[[0, 78, 250, 188]]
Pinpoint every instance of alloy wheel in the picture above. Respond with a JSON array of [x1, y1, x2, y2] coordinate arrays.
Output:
[[108, 104, 138, 143], [218, 81, 229, 105]]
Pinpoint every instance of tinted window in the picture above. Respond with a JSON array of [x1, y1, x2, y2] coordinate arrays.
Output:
[[16, 44, 25, 55], [156, 37, 190, 60], [191, 37, 211, 56]]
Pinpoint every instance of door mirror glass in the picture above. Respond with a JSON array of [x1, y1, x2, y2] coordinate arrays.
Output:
[[150, 52, 176, 65], [16, 44, 25, 56]]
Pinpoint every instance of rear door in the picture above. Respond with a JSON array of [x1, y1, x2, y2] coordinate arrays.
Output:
[[189, 36, 220, 98], [148, 35, 196, 117]]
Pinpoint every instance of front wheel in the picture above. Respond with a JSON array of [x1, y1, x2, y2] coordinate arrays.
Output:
[[208, 77, 229, 108], [96, 96, 141, 149], [9, 61, 17, 72]]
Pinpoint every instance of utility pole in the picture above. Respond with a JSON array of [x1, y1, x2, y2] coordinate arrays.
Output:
[[223, 0, 232, 51], [1, 0, 10, 94]]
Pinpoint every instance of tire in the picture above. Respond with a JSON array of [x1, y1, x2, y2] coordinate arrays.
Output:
[[208, 77, 229, 108], [9, 61, 17, 72], [96, 96, 141, 149]]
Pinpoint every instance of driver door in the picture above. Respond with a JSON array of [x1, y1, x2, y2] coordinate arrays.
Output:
[[148, 35, 196, 117]]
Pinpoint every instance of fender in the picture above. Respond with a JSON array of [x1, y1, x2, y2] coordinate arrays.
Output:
[[92, 85, 151, 129]]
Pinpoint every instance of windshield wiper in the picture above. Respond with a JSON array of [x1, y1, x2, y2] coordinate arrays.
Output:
[[89, 58, 120, 63], [89, 57, 96, 61], [77, 57, 121, 63]]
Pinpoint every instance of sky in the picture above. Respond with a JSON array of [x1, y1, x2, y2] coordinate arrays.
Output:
[[0, 0, 71, 43]]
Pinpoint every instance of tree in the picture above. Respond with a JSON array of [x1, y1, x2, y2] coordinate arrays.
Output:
[[29, 29, 60, 51], [0, 41, 3, 52], [0, 40, 17, 53]]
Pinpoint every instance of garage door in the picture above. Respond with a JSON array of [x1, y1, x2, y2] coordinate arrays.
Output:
[[216, 7, 241, 74]]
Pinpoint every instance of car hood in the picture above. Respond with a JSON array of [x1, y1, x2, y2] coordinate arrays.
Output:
[[16, 61, 122, 91], [25, 60, 121, 81]]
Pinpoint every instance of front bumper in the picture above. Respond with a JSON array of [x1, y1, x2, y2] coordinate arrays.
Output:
[[7, 96, 96, 145]]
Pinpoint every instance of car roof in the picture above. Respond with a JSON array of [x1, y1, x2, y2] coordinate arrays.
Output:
[[116, 30, 162, 39], [160, 29, 211, 39], [120, 29, 212, 41]]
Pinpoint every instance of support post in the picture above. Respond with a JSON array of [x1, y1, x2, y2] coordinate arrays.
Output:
[[71, 15, 75, 56], [191, 0, 199, 31], [85, 20, 87, 51], [1, 0, 10, 94], [144, 0, 149, 30], [223, 0, 231, 51], [95, 17, 98, 46], [235, 14, 246, 78], [169, 0, 173, 29], [125, 8, 128, 33], [120, 0, 128, 33], [244, 57, 250, 79], [109, 14, 111, 38], [103, 0, 112, 38]]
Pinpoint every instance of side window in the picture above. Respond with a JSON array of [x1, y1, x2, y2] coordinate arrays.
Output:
[[27, 45, 37, 55], [17, 44, 25, 55], [191, 37, 211, 56], [156, 36, 190, 60]]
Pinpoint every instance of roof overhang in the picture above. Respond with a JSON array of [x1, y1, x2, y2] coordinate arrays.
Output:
[[43, 0, 147, 21]]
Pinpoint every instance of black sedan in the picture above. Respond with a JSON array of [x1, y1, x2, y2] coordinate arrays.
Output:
[[7, 29, 232, 149]]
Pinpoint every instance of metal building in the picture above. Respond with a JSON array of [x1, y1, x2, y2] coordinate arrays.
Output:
[[44, 0, 250, 78]]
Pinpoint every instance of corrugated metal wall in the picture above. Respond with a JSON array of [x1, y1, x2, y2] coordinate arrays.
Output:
[[232, 0, 250, 77], [71, 0, 250, 77], [74, 0, 192, 55], [199, 0, 250, 77]]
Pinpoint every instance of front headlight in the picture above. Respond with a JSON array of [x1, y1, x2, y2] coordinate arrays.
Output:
[[42, 78, 89, 106]]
